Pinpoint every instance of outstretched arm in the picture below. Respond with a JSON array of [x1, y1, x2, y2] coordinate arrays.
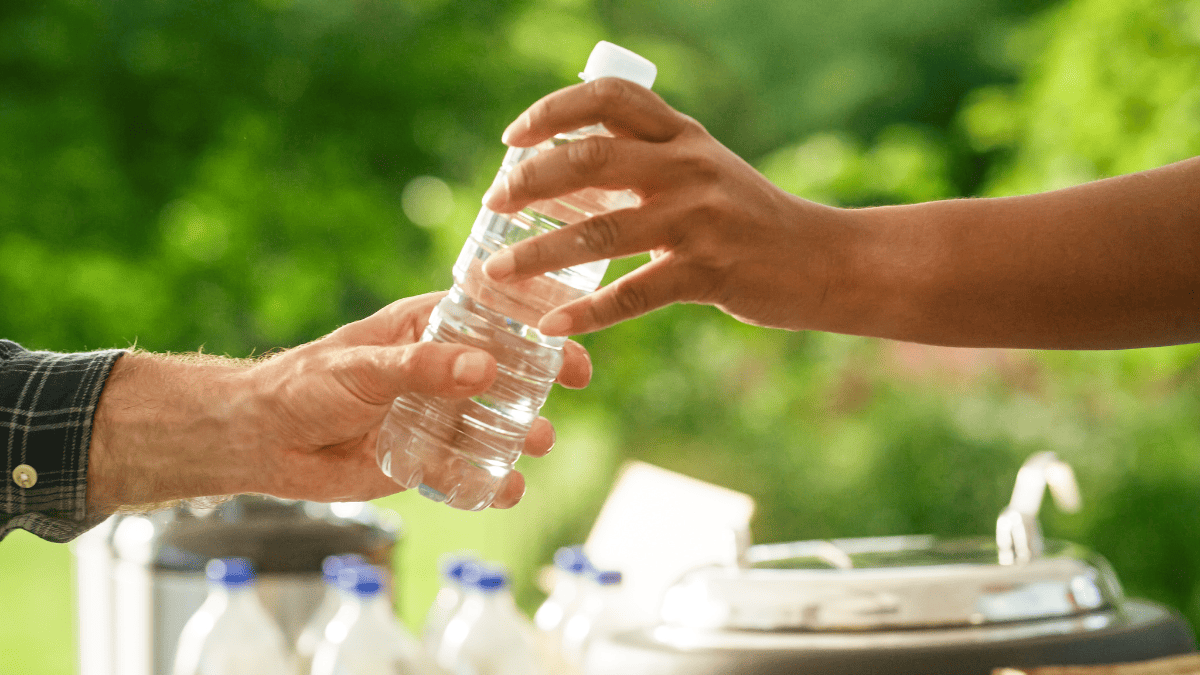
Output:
[[84, 292, 591, 518], [481, 78, 1200, 349], [848, 163, 1200, 348]]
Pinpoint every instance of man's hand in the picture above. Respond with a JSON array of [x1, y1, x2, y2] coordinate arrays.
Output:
[[87, 292, 592, 513]]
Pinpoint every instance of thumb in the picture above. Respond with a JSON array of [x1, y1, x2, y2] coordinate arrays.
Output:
[[334, 342, 497, 405]]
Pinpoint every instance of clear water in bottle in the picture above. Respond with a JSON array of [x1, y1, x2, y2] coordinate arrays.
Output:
[[376, 42, 656, 511], [172, 558, 295, 675], [310, 565, 435, 675], [433, 567, 552, 675], [423, 557, 482, 659], [296, 554, 367, 675], [560, 569, 624, 667], [533, 546, 592, 636]]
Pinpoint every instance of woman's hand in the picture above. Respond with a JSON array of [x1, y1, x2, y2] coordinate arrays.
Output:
[[480, 77, 851, 335]]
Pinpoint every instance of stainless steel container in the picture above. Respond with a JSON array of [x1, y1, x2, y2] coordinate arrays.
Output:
[[584, 453, 1196, 675], [71, 496, 400, 675]]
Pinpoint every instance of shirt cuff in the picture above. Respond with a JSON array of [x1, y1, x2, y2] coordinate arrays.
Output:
[[1, 340, 126, 543]]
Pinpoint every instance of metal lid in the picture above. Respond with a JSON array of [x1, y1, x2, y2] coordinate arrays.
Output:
[[104, 496, 400, 573], [660, 535, 1122, 631], [659, 452, 1120, 632]]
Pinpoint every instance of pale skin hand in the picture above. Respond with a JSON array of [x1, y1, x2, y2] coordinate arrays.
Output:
[[481, 77, 1200, 350], [86, 292, 593, 514]]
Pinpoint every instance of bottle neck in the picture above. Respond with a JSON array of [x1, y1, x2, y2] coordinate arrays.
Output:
[[204, 582, 264, 623], [336, 592, 395, 625], [479, 588, 517, 613], [558, 575, 584, 596], [435, 583, 464, 610], [363, 592, 398, 623], [578, 582, 620, 613], [221, 583, 261, 606]]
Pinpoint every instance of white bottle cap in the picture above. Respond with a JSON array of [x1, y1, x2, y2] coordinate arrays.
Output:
[[580, 41, 657, 90]]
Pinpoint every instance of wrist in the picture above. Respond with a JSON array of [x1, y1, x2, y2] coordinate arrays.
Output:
[[87, 352, 262, 512], [826, 202, 945, 343], [764, 196, 879, 335]]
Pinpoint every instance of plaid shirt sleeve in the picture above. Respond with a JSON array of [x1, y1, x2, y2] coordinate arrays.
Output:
[[1, 340, 126, 543]]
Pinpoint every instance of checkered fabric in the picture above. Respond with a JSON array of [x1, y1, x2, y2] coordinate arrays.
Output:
[[1, 340, 124, 542]]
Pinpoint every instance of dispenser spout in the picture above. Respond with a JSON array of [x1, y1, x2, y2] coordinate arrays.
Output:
[[996, 452, 1081, 565]]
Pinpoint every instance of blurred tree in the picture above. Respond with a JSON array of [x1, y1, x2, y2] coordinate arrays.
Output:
[[0, 0, 566, 354]]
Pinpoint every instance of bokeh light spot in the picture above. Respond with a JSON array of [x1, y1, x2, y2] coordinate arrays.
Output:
[[160, 199, 230, 263], [401, 175, 454, 228]]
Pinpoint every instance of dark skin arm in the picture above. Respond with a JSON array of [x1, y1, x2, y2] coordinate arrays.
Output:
[[479, 77, 1200, 349]]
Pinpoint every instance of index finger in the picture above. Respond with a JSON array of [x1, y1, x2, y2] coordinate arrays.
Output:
[[502, 78, 688, 148], [328, 292, 445, 346]]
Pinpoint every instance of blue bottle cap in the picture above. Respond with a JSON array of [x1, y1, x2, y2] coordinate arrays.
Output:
[[322, 554, 367, 584], [206, 557, 255, 588], [444, 557, 482, 584], [337, 565, 386, 597], [476, 569, 509, 592], [553, 546, 591, 575], [594, 570, 622, 586]]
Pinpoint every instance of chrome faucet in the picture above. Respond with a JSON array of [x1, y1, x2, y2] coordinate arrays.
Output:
[[996, 451, 1081, 565]]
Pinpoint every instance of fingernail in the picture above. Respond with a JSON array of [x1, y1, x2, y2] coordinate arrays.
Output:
[[501, 113, 526, 145], [481, 176, 506, 208], [481, 184, 498, 207], [484, 252, 515, 281], [581, 352, 594, 383], [540, 312, 572, 336], [452, 351, 491, 385]]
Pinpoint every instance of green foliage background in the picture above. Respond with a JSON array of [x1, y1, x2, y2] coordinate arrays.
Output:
[[3, 0, 1199, 671]]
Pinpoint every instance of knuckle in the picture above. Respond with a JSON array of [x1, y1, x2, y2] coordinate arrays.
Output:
[[674, 198, 733, 272], [678, 232, 722, 273], [662, 188, 723, 249], [590, 77, 636, 111], [693, 184, 732, 222], [686, 239, 728, 280], [577, 213, 621, 256], [522, 235, 552, 269], [607, 277, 650, 316], [682, 148, 723, 184], [508, 157, 539, 193], [678, 114, 709, 138], [330, 347, 386, 402], [565, 137, 611, 174], [525, 95, 557, 133], [387, 344, 421, 380]]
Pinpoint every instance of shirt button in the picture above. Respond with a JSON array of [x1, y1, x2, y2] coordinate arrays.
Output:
[[12, 464, 37, 489]]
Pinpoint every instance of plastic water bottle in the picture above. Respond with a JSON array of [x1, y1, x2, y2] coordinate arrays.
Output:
[[422, 557, 482, 660], [296, 554, 368, 674], [533, 546, 592, 637], [560, 569, 624, 667], [434, 568, 552, 675], [376, 41, 658, 510], [310, 565, 434, 675], [172, 558, 295, 675]]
